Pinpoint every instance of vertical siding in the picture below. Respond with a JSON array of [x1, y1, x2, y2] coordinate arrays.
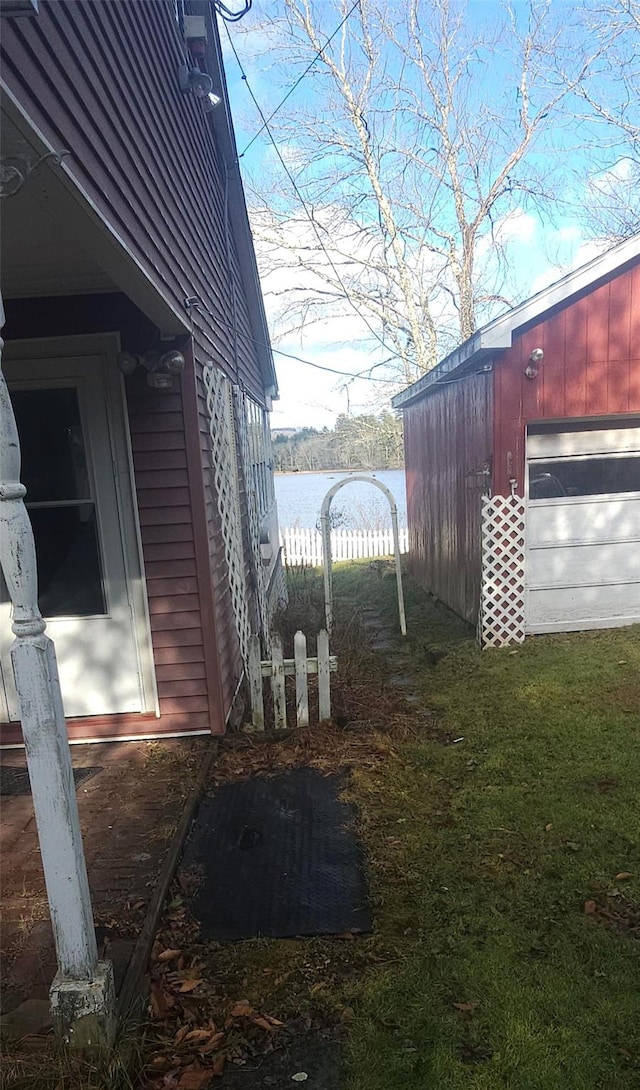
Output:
[[404, 371, 493, 623], [493, 260, 640, 494]]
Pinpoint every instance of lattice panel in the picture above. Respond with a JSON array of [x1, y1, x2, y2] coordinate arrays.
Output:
[[479, 494, 526, 647], [233, 387, 270, 648], [202, 363, 251, 665]]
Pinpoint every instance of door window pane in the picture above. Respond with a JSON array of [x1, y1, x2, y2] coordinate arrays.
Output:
[[529, 456, 640, 499], [29, 505, 106, 617], [10, 387, 90, 502]]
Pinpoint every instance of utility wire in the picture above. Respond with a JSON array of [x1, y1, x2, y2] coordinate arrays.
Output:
[[239, 0, 360, 158], [224, 22, 394, 362], [192, 298, 399, 383]]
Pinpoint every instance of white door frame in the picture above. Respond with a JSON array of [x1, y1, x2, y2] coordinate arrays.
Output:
[[0, 333, 158, 721]]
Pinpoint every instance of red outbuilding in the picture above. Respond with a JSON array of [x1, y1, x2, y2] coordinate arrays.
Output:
[[392, 236, 640, 645]]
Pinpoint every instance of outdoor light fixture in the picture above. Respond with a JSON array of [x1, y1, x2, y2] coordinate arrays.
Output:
[[525, 346, 544, 380], [203, 91, 222, 112], [178, 63, 213, 98], [117, 348, 186, 388]]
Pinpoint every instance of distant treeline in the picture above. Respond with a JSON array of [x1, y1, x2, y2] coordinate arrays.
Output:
[[272, 412, 404, 472]]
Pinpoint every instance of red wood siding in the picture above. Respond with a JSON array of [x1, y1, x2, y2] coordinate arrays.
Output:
[[126, 366, 218, 732], [403, 372, 493, 623], [0, 0, 267, 403], [493, 260, 640, 494]]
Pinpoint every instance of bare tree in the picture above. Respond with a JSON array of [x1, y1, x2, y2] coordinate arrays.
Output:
[[241, 0, 604, 383], [571, 0, 640, 240]]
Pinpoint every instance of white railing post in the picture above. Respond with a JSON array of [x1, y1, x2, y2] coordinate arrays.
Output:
[[294, 630, 309, 728], [0, 296, 115, 1049]]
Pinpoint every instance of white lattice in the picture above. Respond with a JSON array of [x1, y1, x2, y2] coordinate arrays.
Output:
[[202, 363, 251, 664], [479, 494, 526, 647], [233, 387, 271, 648]]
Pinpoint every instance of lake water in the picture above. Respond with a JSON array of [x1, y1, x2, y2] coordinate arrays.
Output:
[[275, 468, 407, 530]]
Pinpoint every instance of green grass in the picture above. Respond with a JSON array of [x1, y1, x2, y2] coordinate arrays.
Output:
[[332, 566, 640, 1090]]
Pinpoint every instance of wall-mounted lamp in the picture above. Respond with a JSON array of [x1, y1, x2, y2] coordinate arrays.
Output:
[[524, 347, 544, 380], [179, 63, 213, 99], [117, 349, 186, 388]]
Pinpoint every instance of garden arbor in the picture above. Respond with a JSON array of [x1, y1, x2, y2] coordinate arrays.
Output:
[[320, 475, 406, 637]]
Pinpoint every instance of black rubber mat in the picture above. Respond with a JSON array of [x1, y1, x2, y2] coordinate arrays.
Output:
[[180, 767, 372, 941], [0, 765, 101, 797]]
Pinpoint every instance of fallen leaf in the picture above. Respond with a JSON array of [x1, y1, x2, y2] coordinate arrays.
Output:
[[174, 1025, 191, 1045], [292, 1075, 308, 1083], [179, 979, 204, 994], [545, 823, 553, 831], [565, 842, 581, 852], [184, 1028, 215, 1044], [584, 900, 598, 915], [453, 1001, 478, 1014], [210, 1055, 225, 1077], [199, 1032, 225, 1054], [615, 872, 633, 881], [158, 948, 182, 963], [229, 1001, 254, 1017], [252, 1015, 278, 1031]]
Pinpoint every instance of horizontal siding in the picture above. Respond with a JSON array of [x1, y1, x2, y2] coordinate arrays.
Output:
[[126, 367, 213, 730], [404, 371, 492, 624], [494, 260, 640, 494], [1, 0, 267, 403]]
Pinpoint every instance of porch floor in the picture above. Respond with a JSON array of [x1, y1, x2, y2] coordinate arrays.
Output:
[[0, 736, 208, 1020]]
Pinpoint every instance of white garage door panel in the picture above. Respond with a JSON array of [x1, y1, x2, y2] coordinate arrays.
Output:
[[527, 582, 640, 632], [526, 422, 640, 634], [527, 496, 640, 547], [527, 540, 640, 589], [528, 426, 640, 459]]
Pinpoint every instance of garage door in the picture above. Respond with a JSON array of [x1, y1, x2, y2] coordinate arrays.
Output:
[[526, 420, 640, 633]]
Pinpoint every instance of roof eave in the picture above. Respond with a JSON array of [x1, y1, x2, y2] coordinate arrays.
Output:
[[201, 6, 278, 399]]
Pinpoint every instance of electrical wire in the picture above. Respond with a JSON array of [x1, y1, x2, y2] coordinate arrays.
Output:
[[239, 0, 361, 158], [213, 0, 252, 23], [190, 297, 399, 383], [223, 22, 395, 362]]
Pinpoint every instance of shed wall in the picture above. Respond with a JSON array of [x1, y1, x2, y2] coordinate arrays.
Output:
[[493, 259, 640, 494], [403, 372, 492, 623]]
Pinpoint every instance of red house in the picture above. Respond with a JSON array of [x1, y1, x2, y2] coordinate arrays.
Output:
[[392, 237, 640, 645], [0, 0, 283, 743]]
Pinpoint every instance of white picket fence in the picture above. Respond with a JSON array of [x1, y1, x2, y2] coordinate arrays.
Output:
[[247, 630, 337, 731], [280, 526, 409, 566]]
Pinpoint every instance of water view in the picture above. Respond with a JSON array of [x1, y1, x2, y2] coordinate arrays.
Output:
[[274, 468, 407, 530]]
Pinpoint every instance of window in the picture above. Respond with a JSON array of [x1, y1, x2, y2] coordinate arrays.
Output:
[[529, 455, 640, 500], [9, 387, 106, 617], [243, 395, 274, 522]]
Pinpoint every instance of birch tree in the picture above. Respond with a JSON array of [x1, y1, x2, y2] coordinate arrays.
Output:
[[242, 0, 606, 383]]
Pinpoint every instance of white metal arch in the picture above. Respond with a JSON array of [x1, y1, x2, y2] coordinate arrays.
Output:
[[320, 475, 407, 636]]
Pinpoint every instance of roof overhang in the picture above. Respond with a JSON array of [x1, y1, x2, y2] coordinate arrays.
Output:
[[392, 233, 640, 411]]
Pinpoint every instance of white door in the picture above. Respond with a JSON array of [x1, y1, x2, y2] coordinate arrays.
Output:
[[526, 420, 640, 633], [0, 347, 151, 720]]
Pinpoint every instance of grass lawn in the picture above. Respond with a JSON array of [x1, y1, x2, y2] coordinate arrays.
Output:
[[4, 565, 637, 1089], [334, 565, 640, 1090]]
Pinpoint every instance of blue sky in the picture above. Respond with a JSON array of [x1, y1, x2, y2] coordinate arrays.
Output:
[[218, 1, 633, 427]]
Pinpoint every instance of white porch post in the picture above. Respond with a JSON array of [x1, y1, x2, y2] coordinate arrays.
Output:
[[0, 295, 115, 1050]]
